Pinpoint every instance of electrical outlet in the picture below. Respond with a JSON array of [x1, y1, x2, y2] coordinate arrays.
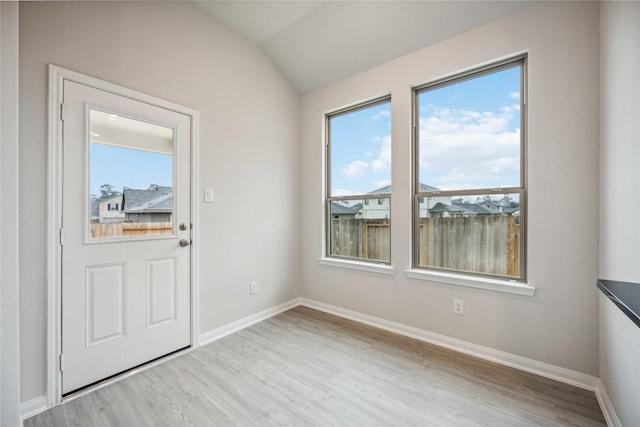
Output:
[[250, 281, 257, 295], [453, 298, 464, 315]]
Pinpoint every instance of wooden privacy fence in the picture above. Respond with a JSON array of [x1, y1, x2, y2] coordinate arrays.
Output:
[[331, 216, 519, 276], [330, 219, 390, 262], [90, 222, 173, 239], [419, 216, 519, 277]]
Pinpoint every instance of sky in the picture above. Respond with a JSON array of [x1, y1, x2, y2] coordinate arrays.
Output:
[[90, 143, 173, 197], [91, 65, 520, 200], [330, 64, 521, 198], [330, 101, 392, 197], [419, 65, 521, 191]]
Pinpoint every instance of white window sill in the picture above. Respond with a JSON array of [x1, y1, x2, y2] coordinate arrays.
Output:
[[405, 269, 535, 296], [318, 258, 395, 276]]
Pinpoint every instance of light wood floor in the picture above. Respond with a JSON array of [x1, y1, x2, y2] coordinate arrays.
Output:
[[26, 306, 606, 426]]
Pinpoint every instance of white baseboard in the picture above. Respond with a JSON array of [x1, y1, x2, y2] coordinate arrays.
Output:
[[20, 395, 48, 422], [198, 298, 302, 346], [595, 379, 622, 427], [299, 298, 600, 392]]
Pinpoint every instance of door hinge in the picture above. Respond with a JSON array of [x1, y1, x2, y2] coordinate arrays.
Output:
[[59, 354, 64, 372], [60, 103, 65, 121], [59, 228, 64, 246]]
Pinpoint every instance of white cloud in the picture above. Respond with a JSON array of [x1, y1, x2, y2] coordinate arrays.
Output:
[[342, 160, 368, 178], [371, 135, 391, 172], [509, 91, 520, 100], [371, 110, 391, 121], [419, 106, 520, 190]]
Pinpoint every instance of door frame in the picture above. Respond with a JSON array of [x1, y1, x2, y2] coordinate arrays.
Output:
[[46, 65, 200, 405]]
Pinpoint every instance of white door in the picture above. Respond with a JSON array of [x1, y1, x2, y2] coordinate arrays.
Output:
[[61, 80, 192, 395]]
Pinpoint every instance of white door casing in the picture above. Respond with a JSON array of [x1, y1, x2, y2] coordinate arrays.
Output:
[[47, 66, 199, 401]]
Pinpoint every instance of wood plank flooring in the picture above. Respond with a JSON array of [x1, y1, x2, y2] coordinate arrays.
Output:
[[25, 306, 606, 426]]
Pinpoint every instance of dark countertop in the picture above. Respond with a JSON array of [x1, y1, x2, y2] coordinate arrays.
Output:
[[598, 279, 640, 328]]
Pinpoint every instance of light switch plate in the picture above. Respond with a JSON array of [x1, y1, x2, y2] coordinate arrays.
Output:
[[204, 188, 214, 203]]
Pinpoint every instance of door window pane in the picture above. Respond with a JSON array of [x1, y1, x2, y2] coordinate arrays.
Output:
[[88, 109, 175, 240]]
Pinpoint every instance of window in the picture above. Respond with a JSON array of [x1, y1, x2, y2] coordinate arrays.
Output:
[[413, 56, 526, 280], [107, 203, 119, 211], [326, 97, 391, 263]]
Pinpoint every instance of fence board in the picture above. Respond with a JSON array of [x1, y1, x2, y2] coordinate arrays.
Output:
[[419, 216, 519, 277], [330, 219, 389, 261], [329, 216, 519, 276], [90, 222, 173, 239]]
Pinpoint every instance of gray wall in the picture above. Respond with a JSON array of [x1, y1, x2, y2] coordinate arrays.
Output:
[[599, 1, 640, 282], [19, 1, 301, 402], [301, 1, 600, 376], [599, 1, 640, 423], [1, 2, 21, 425]]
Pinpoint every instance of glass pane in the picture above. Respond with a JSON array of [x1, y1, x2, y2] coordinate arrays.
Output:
[[418, 65, 521, 191], [329, 198, 390, 262], [416, 193, 521, 278], [329, 100, 391, 197], [88, 109, 174, 240]]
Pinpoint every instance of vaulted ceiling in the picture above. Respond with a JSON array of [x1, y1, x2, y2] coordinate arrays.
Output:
[[194, 1, 538, 93]]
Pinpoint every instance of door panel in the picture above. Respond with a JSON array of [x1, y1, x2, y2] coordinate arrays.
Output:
[[85, 263, 126, 347], [147, 257, 177, 328], [62, 80, 191, 394]]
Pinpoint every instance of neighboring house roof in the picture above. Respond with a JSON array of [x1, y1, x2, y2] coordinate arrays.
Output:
[[330, 202, 362, 215], [123, 185, 173, 213], [368, 184, 391, 195], [429, 202, 476, 215], [503, 206, 520, 215], [478, 200, 503, 213], [453, 202, 497, 215], [418, 183, 440, 192], [367, 183, 440, 195]]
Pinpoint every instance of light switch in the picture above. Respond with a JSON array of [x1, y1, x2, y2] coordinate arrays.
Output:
[[204, 188, 214, 203]]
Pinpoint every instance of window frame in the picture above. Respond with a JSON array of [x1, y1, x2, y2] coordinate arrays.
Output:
[[325, 95, 392, 265], [412, 55, 527, 281]]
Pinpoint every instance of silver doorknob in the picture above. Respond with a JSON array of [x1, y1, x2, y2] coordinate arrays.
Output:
[[179, 239, 191, 247]]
